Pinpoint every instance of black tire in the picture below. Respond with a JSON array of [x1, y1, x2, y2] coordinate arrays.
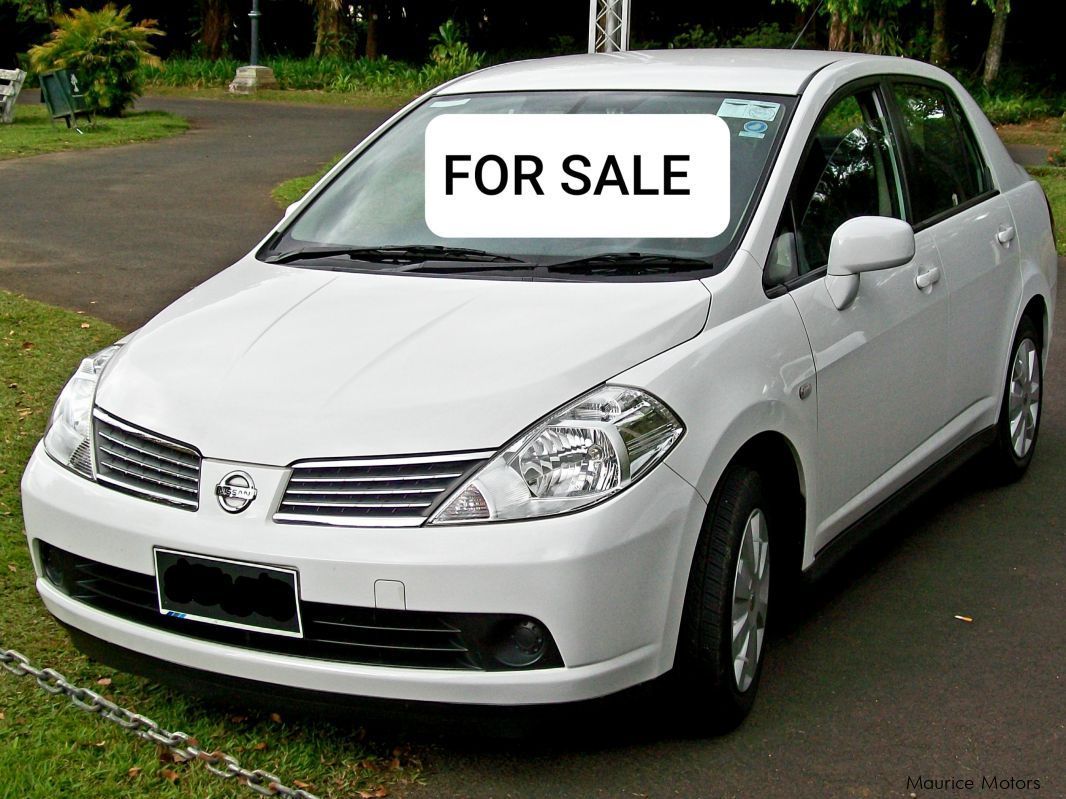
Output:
[[987, 315, 1043, 483], [671, 465, 771, 733]]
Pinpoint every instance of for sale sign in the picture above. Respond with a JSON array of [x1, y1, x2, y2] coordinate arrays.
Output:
[[424, 114, 731, 239]]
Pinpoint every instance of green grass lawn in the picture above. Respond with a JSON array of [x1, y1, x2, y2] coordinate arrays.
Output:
[[0, 104, 188, 161], [1029, 166, 1066, 255], [0, 291, 422, 798], [272, 155, 344, 208], [998, 117, 1066, 255]]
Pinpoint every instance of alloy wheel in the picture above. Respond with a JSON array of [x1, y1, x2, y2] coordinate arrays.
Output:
[[1008, 338, 1041, 459], [731, 508, 769, 692]]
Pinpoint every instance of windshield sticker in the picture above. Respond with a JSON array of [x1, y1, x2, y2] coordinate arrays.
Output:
[[717, 99, 781, 122], [739, 120, 768, 139], [424, 114, 731, 239]]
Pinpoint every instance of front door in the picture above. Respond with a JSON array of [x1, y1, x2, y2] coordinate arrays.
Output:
[[770, 86, 951, 551]]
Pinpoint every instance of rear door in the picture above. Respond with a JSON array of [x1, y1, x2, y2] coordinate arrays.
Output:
[[886, 80, 1019, 425], [764, 84, 951, 550]]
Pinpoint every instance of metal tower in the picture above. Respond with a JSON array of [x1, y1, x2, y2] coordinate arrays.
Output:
[[588, 0, 631, 53]]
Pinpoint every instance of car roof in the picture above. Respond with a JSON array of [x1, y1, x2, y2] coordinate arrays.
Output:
[[437, 49, 889, 97]]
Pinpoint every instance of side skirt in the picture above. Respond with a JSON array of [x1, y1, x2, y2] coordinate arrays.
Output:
[[803, 426, 996, 583]]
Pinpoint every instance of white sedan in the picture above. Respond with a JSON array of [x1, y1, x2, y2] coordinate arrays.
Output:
[[22, 49, 1056, 731]]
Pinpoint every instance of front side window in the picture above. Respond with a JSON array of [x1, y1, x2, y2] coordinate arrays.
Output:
[[785, 90, 904, 277], [891, 83, 992, 223], [262, 90, 794, 277]]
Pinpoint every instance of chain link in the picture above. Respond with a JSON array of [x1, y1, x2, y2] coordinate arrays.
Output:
[[0, 646, 320, 799]]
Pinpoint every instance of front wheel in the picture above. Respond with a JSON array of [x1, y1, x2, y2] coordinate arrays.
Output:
[[987, 316, 1043, 482], [671, 466, 771, 733]]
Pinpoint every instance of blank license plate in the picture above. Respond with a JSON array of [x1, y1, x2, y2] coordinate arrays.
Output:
[[155, 548, 303, 637]]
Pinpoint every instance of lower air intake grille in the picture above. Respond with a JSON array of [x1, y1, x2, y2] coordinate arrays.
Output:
[[275, 452, 492, 527], [40, 544, 562, 671], [93, 409, 202, 510]]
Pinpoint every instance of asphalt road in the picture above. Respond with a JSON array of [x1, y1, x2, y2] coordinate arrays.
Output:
[[1, 95, 1063, 799], [0, 94, 391, 329]]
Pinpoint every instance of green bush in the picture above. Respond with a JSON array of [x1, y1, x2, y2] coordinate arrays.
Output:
[[143, 19, 482, 97], [975, 92, 1065, 126], [426, 19, 485, 82], [730, 23, 797, 49], [29, 4, 162, 116], [669, 24, 718, 49]]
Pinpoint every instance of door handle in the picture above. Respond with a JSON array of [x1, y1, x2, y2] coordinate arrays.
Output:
[[915, 265, 941, 290], [997, 225, 1015, 245]]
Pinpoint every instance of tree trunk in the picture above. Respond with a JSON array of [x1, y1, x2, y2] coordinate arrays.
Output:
[[828, 11, 848, 51], [314, 0, 346, 58], [982, 0, 1009, 87], [930, 0, 949, 66], [200, 0, 231, 61], [365, 1, 380, 60]]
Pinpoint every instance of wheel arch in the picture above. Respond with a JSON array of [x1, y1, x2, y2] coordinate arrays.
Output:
[[663, 427, 809, 673]]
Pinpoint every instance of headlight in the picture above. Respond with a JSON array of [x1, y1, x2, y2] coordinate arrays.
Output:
[[430, 386, 684, 524], [43, 345, 122, 478]]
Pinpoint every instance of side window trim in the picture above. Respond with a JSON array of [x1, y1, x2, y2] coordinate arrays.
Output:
[[881, 75, 1000, 232]]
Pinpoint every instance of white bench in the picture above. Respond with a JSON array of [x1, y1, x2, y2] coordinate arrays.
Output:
[[1, 68, 27, 124]]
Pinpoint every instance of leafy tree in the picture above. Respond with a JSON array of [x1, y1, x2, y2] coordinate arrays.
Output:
[[28, 4, 162, 115], [780, 0, 910, 54]]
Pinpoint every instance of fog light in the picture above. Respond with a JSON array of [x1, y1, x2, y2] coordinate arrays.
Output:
[[493, 618, 547, 668], [41, 543, 65, 589]]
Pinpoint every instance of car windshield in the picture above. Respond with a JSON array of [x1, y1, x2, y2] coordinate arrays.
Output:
[[262, 90, 794, 274]]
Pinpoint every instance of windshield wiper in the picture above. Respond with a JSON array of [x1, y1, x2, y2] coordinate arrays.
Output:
[[263, 245, 528, 265], [546, 252, 713, 273]]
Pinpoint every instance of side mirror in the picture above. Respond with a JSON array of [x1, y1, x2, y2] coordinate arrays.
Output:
[[284, 202, 299, 219], [825, 216, 915, 309]]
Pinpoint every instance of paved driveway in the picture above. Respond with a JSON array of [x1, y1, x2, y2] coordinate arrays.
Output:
[[0, 95, 1062, 798], [0, 95, 390, 329]]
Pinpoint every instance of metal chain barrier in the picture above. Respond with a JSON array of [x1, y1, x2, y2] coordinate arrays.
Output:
[[1, 646, 320, 799]]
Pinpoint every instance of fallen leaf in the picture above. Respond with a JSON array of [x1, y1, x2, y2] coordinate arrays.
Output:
[[20, 342, 33, 350], [80, 323, 90, 329], [127, 766, 142, 778], [158, 748, 188, 764], [96, 677, 112, 686], [357, 788, 388, 798], [7, 564, 16, 573], [161, 768, 180, 784], [7, 383, 16, 389], [0, 711, 6, 720], [293, 780, 313, 789], [229, 714, 249, 723], [269, 712, 282, 723], [253, 741, 268, 751]]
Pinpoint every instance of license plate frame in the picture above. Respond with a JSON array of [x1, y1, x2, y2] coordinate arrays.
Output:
[[154, 548, 303, 638]]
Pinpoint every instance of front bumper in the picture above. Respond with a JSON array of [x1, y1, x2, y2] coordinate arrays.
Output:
[[22, 444, 706, 705]]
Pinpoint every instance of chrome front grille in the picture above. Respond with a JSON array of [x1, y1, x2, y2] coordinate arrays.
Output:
[[276, 452, 492, 527], [93, 409, 202, 510]]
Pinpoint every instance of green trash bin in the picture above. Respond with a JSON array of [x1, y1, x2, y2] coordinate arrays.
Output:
[[39, 69, 95, 129]]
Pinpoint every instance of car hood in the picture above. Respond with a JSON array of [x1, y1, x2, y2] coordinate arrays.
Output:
[[96, 258, 710, 464]]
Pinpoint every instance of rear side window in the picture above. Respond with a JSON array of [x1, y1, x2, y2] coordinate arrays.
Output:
[[891, 83, 992, 223]]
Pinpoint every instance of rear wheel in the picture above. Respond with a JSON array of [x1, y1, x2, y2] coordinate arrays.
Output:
[[672, 466, 771, 732], [987, 316, 1043, 481]]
